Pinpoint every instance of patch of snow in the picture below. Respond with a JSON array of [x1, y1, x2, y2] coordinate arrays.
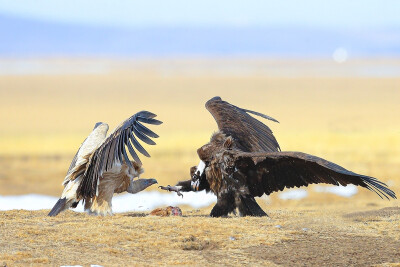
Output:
[[279, 189, 308, 200], [313, 185, 358, 197], [111, 191, 217, 212], [0, 194, 58, 211], [0, 191, 217, 213]]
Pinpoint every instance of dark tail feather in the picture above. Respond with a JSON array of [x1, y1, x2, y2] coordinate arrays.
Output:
[[48, 198, 67, 217], [239, 195, 268, 217]]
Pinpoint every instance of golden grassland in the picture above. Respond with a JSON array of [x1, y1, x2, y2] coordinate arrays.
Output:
[[0, 59, 400, 266], [1, 202, 399, 266]]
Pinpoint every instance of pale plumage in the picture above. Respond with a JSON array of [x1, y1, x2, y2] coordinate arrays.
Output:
[[49, 111, 161, 216]]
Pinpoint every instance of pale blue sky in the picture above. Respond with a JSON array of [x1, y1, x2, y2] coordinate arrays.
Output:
[[0, 0, 399, 28]]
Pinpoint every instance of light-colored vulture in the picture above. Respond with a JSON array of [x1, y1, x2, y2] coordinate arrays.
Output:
[[48, 111, 161, 216], [161, 97, 396, 217]]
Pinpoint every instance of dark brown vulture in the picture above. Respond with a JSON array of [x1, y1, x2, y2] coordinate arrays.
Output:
[[160, 96, 396, 217]]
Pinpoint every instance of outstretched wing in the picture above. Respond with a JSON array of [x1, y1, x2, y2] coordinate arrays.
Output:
[[78, 111, 162, 198], [235, 152, 396, 200], [205, 96, 280, 152]]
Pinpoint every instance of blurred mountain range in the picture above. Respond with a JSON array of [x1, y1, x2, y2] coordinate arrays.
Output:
[[1, 13, 399, 57]]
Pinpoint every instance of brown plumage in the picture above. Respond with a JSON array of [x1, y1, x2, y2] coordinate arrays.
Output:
[[166, 96, 396, 217], [82, 161, 144, 216]]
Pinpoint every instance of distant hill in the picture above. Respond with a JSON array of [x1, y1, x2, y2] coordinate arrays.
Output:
[[0, 13, 399, 57]]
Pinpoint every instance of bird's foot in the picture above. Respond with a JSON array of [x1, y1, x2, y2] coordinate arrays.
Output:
[[159, 185, 183, 198]]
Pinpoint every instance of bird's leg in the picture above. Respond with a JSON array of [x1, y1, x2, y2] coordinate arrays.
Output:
[[210, 191, 236, 217], [159, 161, 210, 197], [159, 185, 183, 198], [86, 194, 113, 216], [237, 195, 268, 217]]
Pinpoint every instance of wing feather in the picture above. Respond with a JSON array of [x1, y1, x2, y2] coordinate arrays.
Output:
[[135, 122, 159, 138], [128, 130, 150, 157], [121, 131, 132, 168], [235, 151, 396, 200], [137, 117, 163, 125], [205, 96, 280, 152], [132, 125, 156, 145], [77, 111, 162, 198], [126, 135, 142, 164]]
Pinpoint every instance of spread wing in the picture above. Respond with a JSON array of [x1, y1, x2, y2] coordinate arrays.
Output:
[[78, 111, 162, 198], [205, 96, 280, 152], [235, 152, 396, 200]]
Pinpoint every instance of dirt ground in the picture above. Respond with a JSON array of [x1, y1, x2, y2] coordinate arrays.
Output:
[[0, 201, 399, 266]]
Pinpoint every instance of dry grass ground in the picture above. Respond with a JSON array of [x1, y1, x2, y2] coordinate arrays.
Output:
[[0, 59, 399, 266], [1, 202, 399, 266]]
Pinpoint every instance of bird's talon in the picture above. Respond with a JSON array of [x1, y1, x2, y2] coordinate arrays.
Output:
[[159, 185, 184, 198]]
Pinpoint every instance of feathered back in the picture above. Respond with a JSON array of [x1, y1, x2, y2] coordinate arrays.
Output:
[[63, 123, 109, 186]]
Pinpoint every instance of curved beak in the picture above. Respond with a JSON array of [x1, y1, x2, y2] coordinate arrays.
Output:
[[191, 179, 200, 191]]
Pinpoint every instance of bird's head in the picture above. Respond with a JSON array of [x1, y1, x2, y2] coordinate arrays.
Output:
[[197, 132, 234, 162], [138, 178, 158, 190], [129, 178, 158, 194], [144, 178, 158, 187], [190, 161, 208, 191]]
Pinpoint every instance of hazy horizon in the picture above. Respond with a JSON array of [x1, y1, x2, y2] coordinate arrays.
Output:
[[0, 1, 399, 58], [1, 13, 400, 58]]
